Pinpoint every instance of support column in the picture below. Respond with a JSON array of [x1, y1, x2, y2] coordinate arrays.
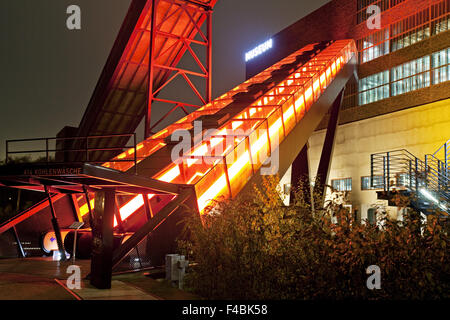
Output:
[[44, 185, 66, 261], [313, 90, 344, 207], [206, 8, 212, 103], [90, 189, 116, 289], [290, 144, 311, 205], [83, 186, 94, 227], [145, 0, 157, 139]]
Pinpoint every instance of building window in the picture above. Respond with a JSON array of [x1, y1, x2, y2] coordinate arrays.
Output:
[[359, 70, 390, 105], [396, 172, 412, 188], [356, 0, 450, 64], [358, 28, 390, 63], [432, 15, 450, 34], [367, 208, 377, 225], [391, 55, 431, 96], [358, 46, 450, 105], [361, 176, 383, 190], [332, 178, 352, 192], [390, 8, 431, 52], [432, 47, 450, 84], [431, 0, 450, 34]]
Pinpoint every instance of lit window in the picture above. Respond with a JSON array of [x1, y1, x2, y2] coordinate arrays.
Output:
[[358, 71, 390, 105], [367, 208, 377, 225], [391, 56, 431, 96], [358, 28, 390, 63], [390, 8, 431, 53], [361, 176, 383, 190], [332, 178, 352, 192], [432, 47, 450, 84], [396, 172, 412, 188], [357, 1, 450, 63]]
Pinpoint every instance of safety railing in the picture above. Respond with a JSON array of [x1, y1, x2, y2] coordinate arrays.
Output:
[[371, 148, 450, 212], [431, 138, 449, 167], [5, 133, 139, 174]]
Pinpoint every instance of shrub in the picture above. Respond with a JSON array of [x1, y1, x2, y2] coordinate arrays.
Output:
[[178, 176, 449, 300]]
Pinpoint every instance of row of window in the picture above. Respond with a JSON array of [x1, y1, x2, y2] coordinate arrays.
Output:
[[357, 0, 405, 25], [331, 174, 411, 192], [357, 0, 450, 64], [358, 47, 450, 105]]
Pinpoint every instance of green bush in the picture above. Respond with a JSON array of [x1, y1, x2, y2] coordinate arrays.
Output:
[[178, 176, 449, 300]]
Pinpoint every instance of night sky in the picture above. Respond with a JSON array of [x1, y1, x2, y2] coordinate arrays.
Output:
[[0, 0, 329, 160]]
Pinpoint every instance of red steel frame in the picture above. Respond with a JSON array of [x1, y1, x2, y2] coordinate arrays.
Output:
[[145, 0, 213, 138]]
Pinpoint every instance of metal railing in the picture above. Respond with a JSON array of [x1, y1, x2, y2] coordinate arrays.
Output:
[[5, 133, 138, 173], [371, 149, 450, 212], [431, 138, 449, 169]]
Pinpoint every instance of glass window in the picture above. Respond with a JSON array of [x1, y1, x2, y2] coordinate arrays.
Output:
[[361, 176, 383, 190], [357, 1, 450, 64], [432, 16, 450, 34], [396, 173, 411, 187], [359, 71, 390, 105], [432, 47, 450, 84], [390, 8, 431, 53], [391, 56, 431, 96], [367, 208, 377, 225], [358, 28, 390, 63], [332, 178, 352, 192], [356, 45, 450, 106]]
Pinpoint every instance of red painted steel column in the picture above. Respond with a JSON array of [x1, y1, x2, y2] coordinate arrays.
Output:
[[206, 7, 212, 103], [145, 0, 158, 139]]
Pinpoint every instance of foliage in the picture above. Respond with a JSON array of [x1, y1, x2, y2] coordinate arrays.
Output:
[[178, 176, 449, 300]]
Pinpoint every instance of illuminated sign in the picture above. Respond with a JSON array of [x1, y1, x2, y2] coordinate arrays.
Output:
[[245, 39, 273, 62]]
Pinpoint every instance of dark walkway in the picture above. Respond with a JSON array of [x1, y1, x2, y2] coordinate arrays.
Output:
[[0, 257, 158, 300]]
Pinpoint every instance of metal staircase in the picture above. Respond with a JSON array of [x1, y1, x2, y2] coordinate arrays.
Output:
[[370, 140, 449, 215]]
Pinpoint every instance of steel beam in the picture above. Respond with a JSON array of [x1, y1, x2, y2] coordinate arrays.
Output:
[[145, 0, 213, 137], [12, 226, 26, 258], [44, 185, 67, 261], [111, 187, 193, 270], [290, 144, 311, 205], [313, 89, 344, 205]]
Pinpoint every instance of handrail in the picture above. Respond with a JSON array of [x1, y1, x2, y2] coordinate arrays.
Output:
[[433, 139, 450, 157], [371, 147, 450, 213], [5, 133, 138, 174]]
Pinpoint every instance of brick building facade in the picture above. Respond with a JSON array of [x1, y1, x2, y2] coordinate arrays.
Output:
[[246, 0, 450, 222]]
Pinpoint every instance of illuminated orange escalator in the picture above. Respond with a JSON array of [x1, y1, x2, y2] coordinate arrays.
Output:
[[84, 39, 358, 224], [1, 39, 356, 261]]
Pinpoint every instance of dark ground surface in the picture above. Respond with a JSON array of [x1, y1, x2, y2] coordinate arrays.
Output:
[[0, 257, 195, 300]]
